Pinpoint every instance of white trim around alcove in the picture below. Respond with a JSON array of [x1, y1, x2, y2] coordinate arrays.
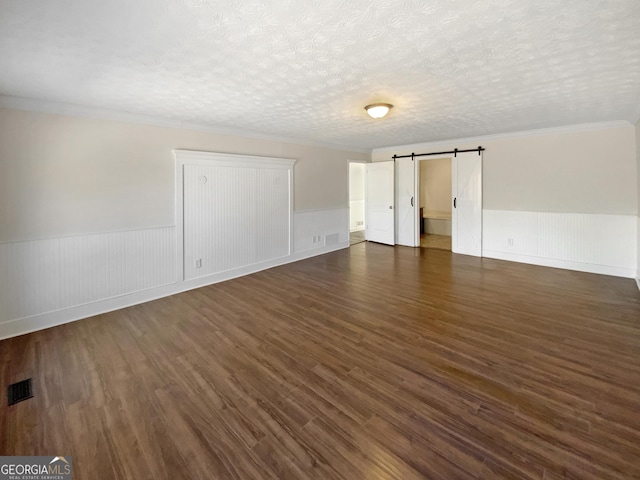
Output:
[[174, 149, 296, 282]]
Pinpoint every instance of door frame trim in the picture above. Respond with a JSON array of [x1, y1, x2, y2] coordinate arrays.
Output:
[[347, 159, 370, 240]]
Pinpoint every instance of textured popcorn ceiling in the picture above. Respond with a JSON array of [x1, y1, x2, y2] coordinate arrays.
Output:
[[0, 0, 639, 149]]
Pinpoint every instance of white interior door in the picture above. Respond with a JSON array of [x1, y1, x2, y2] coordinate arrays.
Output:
[[395, 157, 416, 246], [452, 151, 482, 256], [365, 161, 395, 245]]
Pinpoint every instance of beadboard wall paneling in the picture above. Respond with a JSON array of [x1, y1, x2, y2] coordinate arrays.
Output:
[[483, 210, 637, 278], [0, 238, 61, 320], [2, 207, 635, 340], [0, 226, 177, 327], [183, 164, 291, 280], [176, 150, 295, 282], [0, 207, 350, 339], [294, 208, 349, 253]]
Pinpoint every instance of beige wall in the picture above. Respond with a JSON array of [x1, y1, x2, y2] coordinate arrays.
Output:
[[373, 125, 637, 215], [0, 108, 368, 243], [636, 119, 640, 280], [419, 158, 451, 217]]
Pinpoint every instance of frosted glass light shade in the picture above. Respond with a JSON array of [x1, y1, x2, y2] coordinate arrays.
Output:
[[365, 103, 393, 118]]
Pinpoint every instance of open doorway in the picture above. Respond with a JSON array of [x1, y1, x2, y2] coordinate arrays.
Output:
[[418, 157, 452, 251], [349, 162, 366, 245]]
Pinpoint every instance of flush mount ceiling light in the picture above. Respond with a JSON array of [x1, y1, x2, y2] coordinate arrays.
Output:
[[365, 103, 393, 119]]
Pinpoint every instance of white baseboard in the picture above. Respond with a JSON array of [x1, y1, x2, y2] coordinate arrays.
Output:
[[290, 241, 349, 262], [0, 242, 349, 340], [483, 249, 637, 279]]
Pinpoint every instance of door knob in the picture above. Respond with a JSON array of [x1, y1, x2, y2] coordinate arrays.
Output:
[[389, 206, 393, 209]]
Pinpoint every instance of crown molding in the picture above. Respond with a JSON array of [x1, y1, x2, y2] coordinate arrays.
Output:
[[372, 120, 633, 154], [0, 95, 371, 154], [2, 94, 633, 155]]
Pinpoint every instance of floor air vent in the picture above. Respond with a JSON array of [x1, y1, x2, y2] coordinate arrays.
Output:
[[7, 378, 33, 406]]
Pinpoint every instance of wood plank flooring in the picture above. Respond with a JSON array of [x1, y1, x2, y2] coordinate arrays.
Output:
[[2, 243, 640, 479], [349, 230, 365, 245]]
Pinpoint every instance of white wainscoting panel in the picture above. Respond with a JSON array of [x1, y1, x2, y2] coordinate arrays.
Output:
[[183, 164, 291, 280], [294, 208, 349, 253], [0, 238, 61, 320], [483, 210, 637, 278], [0, 226, 177, 329], [0, 205, 352, 339]]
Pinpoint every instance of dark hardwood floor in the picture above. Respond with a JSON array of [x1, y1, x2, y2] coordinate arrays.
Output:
[[2, 243, 640, 479]]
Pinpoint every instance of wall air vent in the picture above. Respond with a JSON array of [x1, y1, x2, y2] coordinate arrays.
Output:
[[325, 233, 339, 245]]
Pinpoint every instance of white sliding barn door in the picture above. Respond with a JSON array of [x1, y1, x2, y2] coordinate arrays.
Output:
[[452, 151, 482, 256], [395, 157, 416, 246], [365, 161, 395, 245]]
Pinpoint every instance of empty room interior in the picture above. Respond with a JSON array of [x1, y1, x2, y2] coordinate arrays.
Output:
[[2, 1, 640, 479]]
